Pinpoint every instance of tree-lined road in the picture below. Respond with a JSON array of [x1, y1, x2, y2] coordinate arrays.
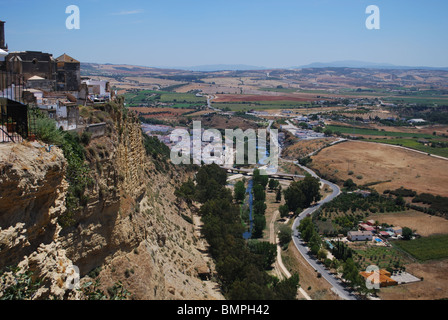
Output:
[[290, 162, 358, 300]]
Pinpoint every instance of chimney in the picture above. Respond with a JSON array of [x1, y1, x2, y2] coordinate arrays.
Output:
[[0, 20, 7, 51]]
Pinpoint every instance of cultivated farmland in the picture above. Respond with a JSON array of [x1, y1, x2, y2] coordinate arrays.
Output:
[[393, 234, 448, 261]]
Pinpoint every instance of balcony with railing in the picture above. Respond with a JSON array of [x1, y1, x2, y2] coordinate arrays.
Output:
[[0, 69, 32, 143]]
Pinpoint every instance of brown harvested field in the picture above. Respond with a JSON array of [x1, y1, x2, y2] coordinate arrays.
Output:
[[283, 138, 338, 160], [192, 114, 260, 131], [213, 94, 318, 103], [125, 77, 187, 87], [186, 110, 215, 117], [130, 107, 195, 120], [379, 259, 448, 300], [369, 210, 448, 237], [309, 141, 448, 197]]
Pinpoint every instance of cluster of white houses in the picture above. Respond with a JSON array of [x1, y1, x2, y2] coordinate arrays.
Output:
[[1, 20, 114, 142], [347, 220, 403, 242]]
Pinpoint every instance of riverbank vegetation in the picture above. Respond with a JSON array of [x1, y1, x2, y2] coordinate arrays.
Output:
[[175, 164, 300, 300]]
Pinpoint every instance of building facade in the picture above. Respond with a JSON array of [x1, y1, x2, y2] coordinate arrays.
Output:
[[348, 231, 373, 242], [56, 54, 81, 92]]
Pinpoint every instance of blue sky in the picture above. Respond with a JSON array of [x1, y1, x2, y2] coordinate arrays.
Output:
[[1, 0, 447, 68]]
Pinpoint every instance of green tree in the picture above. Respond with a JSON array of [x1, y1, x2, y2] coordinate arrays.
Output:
[[402, 227, 413, 240], [253, 215, 267, 239], [253, 200, 267, 216], [234, 181, 246, 203], [344, 179, 357, 191], [268, 179, 280, 191], [279, 205, 290, 219], [300, 176, 322, 208], [278, 225, 293, 248], [253, 184, 266, 202], [342, 258, 363, 289], [273, 274, 300, 300], [195, 164, 232, 203], [284, 177, 321, 212], [276, 187, 282, 203], [253, 169, 269, 188], [284, 183, 306, 213], [395, 196, 406, 207], [318, 249, 328, 261], [175, 179, 196, 205], [248, 240, 277, 270]]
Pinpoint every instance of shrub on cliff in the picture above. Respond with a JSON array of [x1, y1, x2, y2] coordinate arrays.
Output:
[[35, 117, 64, 145]]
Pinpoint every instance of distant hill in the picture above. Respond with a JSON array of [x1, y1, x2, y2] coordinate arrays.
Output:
[[168, 64, 268, 72], [294, 60, 448, 71]]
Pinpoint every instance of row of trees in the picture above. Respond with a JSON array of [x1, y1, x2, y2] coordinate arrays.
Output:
[[177, 164, 299, 300], [298, 218, 373, 295]]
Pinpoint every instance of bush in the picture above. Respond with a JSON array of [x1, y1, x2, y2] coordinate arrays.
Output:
[[81, 131, 92, 146], [278, 225, 293, 248], [0, 267, 41, 300], [35, 117, 64, 145]]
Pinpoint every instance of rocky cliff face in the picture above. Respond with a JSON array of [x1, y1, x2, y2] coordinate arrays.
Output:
[[0, 102, 223, 300]]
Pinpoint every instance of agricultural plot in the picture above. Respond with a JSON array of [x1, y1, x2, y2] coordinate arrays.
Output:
[[393, 234, 448, 261], [369, 210, 448, 237], [124, 90, 207, 107], [351, 245, 408, 272], [367, 138, 448, 158], [326, 125, 436, 139], [215, 102, 311, 112], [314, 192, 405, 236], [309, 141, 448, 197]]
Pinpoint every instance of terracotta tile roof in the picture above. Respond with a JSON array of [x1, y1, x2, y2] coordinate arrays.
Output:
[[360, 270, 398, 287]]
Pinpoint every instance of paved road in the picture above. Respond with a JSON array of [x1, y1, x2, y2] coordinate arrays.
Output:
[[290, 162, 358, 300]]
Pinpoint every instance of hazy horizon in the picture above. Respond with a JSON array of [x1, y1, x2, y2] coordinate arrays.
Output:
[[2, 0, 448, 69]]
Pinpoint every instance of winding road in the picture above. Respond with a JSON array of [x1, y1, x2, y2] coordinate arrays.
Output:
[[286, 161, 358, 300], [271, 118, 356, 300]]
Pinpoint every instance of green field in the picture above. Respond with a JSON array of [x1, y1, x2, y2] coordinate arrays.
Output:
[[159, 92, 207, 104], [382, 96, 448, 105], [353, 246, 407, 271], [215, 101, 314, 112], [393, 234, 448, 261], [124, 90, 207, 107], [326, 125, 437, 139], [366, 138, 448, 158]]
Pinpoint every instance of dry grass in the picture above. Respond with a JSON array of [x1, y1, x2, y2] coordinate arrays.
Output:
[[310, 141, 448, 197], [281, 242, 340, 300], [379, 259, 448, 300], [369, 210, 448, 237], [283, 138, 338, 160], [192, 114, 260, 131], [130, 107, 195, 121]]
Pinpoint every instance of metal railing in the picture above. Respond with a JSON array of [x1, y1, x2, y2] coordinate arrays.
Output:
[[0, 70, 30, 143]]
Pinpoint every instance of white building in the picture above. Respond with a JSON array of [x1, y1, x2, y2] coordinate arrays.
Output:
[[408, 119, 426, 124], [81, 78, 111, 102], [347, 231, 373, 242]]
